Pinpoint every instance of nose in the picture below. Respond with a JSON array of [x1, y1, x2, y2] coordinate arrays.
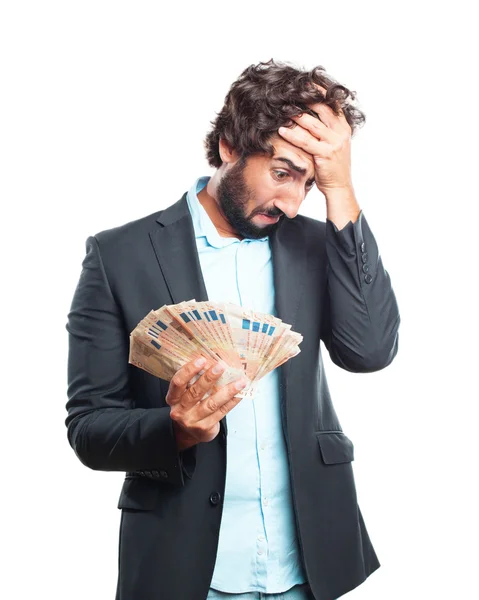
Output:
[[273, 188, 305, 219]]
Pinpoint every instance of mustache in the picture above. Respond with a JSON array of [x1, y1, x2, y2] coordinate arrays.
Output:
[[253, 209, 284, 218]]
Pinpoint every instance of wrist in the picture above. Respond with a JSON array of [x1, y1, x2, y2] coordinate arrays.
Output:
[[324, 186, 360, 230]]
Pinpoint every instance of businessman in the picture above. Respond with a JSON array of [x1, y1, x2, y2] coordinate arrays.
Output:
[[65, 59, 400, 600]]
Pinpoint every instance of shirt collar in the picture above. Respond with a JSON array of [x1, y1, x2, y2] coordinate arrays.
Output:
[[186, 175, 268, 249]]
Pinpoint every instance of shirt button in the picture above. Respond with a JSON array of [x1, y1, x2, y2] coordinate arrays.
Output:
[[257, 550, 263, 555], [258, 535, 265, 542], [263, 498, 269, 506]]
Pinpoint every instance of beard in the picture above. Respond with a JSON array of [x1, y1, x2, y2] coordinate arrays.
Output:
[[216, 158, 284, 240]]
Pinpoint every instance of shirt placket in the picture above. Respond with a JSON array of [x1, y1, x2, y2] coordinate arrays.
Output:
[[237, 239, 277, 588]]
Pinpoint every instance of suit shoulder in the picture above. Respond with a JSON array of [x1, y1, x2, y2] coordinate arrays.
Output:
[[293, 213, 326, 237], [91, 208, 164, 248]]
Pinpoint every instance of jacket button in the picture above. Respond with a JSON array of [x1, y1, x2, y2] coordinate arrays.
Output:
[[361, 252, 368, 263], [360, 242, 366, 252], [159, 470, 168, 479], [362, 264, 369, 273], [364, 273, 373, 284], [209, 492, 221, 506]]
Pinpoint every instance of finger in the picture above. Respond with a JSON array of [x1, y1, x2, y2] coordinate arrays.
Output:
[[312, 102, 349, 131], [195, 377, 248, 426], [290, 112, 334, 143], [180, 360, 228, 407], [309, 101, 348, 131], [166, 356, 212, 405], [278, 124, 331, 158], [308, 83, 349, 129]]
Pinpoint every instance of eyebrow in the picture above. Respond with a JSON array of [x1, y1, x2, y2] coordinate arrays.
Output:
[[273, 157, 315, 184]]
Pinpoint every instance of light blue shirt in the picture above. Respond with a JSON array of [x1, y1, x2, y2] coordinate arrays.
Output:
[[186, 176, 307, 593]]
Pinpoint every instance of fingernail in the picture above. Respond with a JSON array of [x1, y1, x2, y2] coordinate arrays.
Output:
[[195, 357, 206, 367], [235, 378, 247, 390], [213, 363, 225, 374]]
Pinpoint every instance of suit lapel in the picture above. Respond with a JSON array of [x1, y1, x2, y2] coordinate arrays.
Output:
[[149, 193, 209, 305], [270, 217, 308, 392]]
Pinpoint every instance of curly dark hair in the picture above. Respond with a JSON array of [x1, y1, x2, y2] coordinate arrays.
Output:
[[204, 58, 366, 169]]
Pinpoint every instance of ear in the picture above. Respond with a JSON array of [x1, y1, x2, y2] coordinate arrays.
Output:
[[219, 137, 240, 165]]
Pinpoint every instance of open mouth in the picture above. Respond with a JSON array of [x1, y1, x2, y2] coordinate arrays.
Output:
[[256, 213, 281, 223]]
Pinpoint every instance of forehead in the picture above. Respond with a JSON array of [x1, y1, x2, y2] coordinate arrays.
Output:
[[268, 134, 314, 172]]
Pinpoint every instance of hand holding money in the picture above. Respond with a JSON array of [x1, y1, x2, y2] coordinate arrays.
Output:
[[166, 356, 248, 450], [129, 299, 303, 404]]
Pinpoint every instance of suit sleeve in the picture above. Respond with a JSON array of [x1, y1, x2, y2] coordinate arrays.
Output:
[[65, 235, 196, 486], [320, 210, 401, 373]]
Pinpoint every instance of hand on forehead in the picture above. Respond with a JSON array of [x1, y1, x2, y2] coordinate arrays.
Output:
[[273, 84, 328, 162]]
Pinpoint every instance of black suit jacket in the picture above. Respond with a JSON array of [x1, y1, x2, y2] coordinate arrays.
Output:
[[65, 192, 400, 600]]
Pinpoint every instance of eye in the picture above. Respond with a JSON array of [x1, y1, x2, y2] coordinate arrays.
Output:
[[306, 180, 315, 189], [273, 170, 289, 181]]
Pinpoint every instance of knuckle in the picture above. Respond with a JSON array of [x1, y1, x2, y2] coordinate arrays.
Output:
[[197, 423, 209, 434], [205, 397, 218, 413], [183, 420, 194, 432], [181, 416, 195, 431], [187, 386, 202, 401], [169, 408, 182, 423], [218, 402, 230, 416], [202, 371, 215, 384]]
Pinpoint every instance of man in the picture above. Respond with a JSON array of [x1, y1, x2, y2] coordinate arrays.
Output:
[[65, 59, 400, 600]]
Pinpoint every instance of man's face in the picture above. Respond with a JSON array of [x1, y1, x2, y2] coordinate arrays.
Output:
[[216, 135, 316, 240]]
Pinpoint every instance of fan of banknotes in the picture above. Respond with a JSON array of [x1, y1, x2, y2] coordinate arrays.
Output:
[[128, 299, 303, 399]]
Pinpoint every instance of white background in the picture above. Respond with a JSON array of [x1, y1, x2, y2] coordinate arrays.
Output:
[[1, 1, 478, 599]]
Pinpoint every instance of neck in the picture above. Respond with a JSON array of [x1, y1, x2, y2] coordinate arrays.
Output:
[[197, 173, 243, 240]]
